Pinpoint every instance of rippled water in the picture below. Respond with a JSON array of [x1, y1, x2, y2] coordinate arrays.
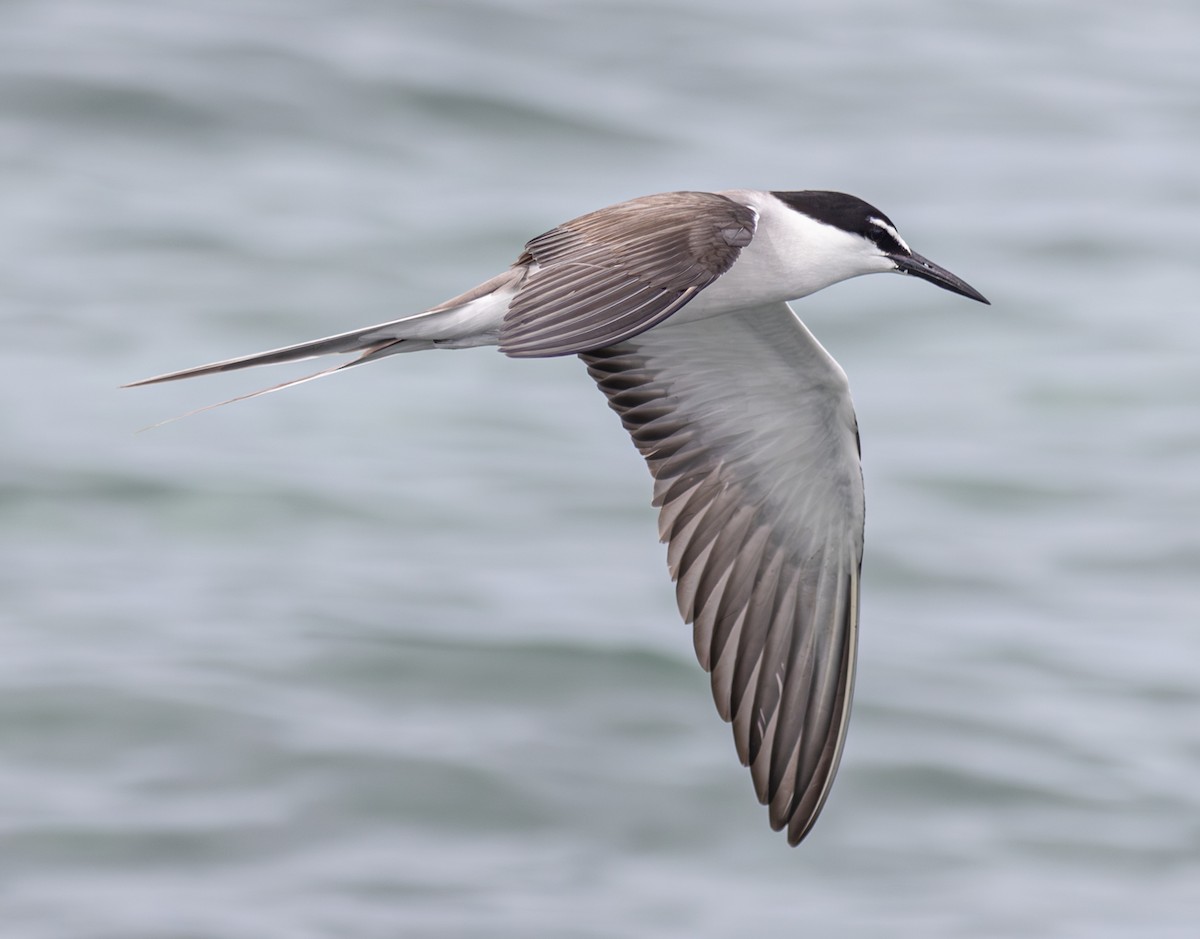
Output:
[[3, 1, 1199, 936]]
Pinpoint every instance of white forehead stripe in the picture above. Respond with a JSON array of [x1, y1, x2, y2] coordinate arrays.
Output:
[[868, 216, 910, 253]]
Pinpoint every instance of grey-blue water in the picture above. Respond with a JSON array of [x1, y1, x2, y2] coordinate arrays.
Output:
[[3, 1, 1198, 936]]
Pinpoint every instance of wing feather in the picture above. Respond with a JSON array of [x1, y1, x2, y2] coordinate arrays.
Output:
[[580, 302, 863, 845], [500, 192, 757, 357]]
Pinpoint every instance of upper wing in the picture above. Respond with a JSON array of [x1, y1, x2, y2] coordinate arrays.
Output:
[[499, 191, 757, 358], [581, 302, 864, 845]]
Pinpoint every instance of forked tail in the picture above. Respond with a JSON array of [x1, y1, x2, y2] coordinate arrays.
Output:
[[123, 317, 436, 428], [123, 269, 522, 427]]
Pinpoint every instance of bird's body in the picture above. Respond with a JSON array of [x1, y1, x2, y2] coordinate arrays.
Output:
[[127, 188, 987, 845]]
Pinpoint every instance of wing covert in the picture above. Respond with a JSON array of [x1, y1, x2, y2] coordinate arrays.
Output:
[[499, 191, 757, 358]]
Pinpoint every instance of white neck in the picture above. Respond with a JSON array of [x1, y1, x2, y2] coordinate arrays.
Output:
[[706, 189, 895, 306]]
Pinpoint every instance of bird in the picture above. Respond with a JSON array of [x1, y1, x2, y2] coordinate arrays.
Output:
[[126, 189, 988, 845]]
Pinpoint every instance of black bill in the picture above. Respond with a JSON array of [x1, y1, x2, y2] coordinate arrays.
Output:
[[892, 251, 990, 304]]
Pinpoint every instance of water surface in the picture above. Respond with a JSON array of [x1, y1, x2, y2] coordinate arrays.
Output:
[[2, 1, 1198, 936]]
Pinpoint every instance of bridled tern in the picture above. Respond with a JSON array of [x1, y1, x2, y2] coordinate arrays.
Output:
[[127, 189, 988, 845]]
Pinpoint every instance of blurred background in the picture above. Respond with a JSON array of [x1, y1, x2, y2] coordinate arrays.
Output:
[[2, 1, 1197, 936]]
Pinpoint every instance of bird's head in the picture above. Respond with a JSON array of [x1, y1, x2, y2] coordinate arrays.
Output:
[[771, 190, 990, 304]]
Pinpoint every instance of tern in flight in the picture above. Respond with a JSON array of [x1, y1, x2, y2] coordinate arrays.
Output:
[[127, 189, 988, 844]]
